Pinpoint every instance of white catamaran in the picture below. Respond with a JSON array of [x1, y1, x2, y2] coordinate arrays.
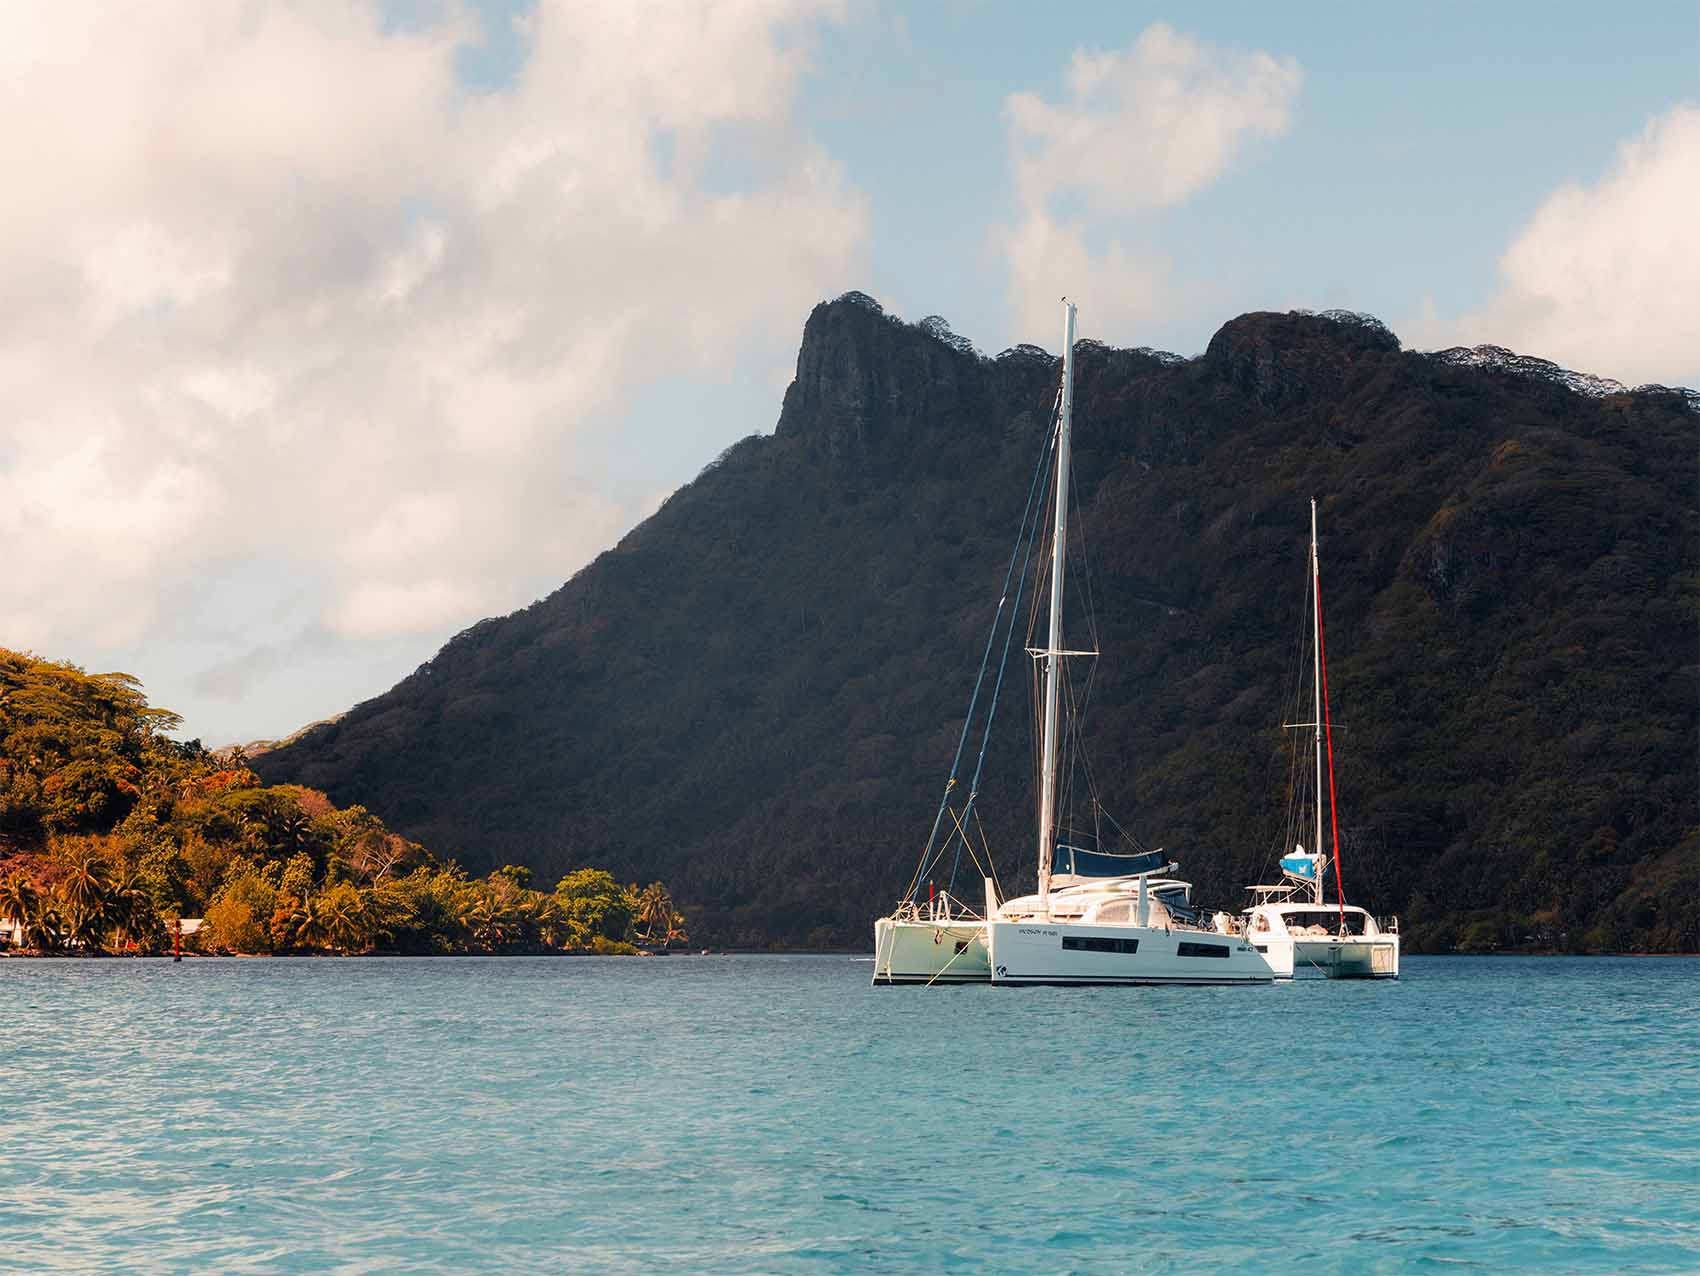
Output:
[[983, 302, 1270, 987], [1238, 501, 1401, 979], [873, 300, 1272, 986]]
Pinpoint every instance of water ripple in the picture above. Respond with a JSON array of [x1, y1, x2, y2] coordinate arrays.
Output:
[[0, 955, 1693, 1273]]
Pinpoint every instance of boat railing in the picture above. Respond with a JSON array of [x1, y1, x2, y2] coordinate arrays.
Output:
[[886, 893, 984, 924]]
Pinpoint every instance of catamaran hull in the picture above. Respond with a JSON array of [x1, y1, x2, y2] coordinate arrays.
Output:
[[1256, 936, 1400, 979], [987, 921, 1274, 985], [871, 918, 991, 985]]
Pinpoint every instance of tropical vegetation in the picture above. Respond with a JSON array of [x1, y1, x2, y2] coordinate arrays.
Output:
[[0, 649, 687, 956]]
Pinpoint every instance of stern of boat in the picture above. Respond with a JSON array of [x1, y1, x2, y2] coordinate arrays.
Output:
[[1290, 934, 1400, 979]]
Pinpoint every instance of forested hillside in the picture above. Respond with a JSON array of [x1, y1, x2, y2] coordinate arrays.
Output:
[[257, 294, 1698, 952]]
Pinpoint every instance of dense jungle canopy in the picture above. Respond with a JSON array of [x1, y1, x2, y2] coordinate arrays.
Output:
[[0, 649, 684, 956]]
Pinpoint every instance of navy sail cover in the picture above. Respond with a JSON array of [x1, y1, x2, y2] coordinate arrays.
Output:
[[1054, 845, 1166, 878]]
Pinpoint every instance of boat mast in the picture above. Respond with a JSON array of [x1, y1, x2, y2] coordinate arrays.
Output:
[[1036, 299, 1077, 915], [1310, 497, 1324, 907]]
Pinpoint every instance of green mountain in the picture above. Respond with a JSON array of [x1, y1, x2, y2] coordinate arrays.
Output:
[[255, 294, 1699, 952]]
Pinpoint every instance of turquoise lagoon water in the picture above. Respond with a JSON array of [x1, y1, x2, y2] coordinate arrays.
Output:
[[1, 955, 1694, 1274]]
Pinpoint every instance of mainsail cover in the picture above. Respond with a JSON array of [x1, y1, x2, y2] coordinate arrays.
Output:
[[1054, 845, 1166, 878]]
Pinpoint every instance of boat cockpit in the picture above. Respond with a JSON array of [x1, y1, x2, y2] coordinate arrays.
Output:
[[1248, 905, 1380, 938]]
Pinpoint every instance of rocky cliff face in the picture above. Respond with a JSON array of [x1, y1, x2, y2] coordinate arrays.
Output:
[[776, 293, 980, 464], [257, 294, 1699, 952], [1204, 309, 1401, 407]]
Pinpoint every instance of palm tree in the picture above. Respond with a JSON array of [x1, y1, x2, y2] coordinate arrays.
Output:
[[64, 903, 107, 954], [58, 852, 109, 920], [26, 905, 66, 953], [530, 895, 571, 950], [55, 855, 111, 954], [462, 890, 518, 952], [103, 871, 157, 952], [322, 885, 391, 953], [360, 891, 397, 951], [322, 888, 358, 952], [286, 895, 334, 951], [277, 809, 313, 858], [244, 803, 313, 859], [636, 882, 672, 942], [666, 909, 690, 946], [0, 873, 39, 948]]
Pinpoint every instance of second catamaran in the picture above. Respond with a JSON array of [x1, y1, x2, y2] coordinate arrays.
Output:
[[1238, 501, 1401, 978]]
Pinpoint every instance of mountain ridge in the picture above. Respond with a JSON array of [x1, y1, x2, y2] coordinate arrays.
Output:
[[256, 294, 1699, 952]]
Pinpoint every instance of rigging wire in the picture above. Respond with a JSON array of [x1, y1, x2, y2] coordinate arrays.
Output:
[[1068, 456, 1103, 662], [1053, 442, 1114, 858], [945, 406, 1057, 894], [1254, 543, 1319, 889], [1023, 445, 1057, 872], [1316, 566, 1348, 920], [904, 391, 1060, 903]]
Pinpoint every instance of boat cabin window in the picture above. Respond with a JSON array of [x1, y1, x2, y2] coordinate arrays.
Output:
[[1093, 901, 1132, 923], [1176, 942, 1230, 959], [1281, 910, 1368, 936], [1062, 936, 1139, 955]]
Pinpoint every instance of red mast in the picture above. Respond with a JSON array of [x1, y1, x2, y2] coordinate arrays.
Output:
[[1315, 572, 1346, 931]]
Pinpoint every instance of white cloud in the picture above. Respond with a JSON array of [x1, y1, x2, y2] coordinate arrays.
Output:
[[0, 0, 866, 737], [995, 210, 1172, 346], [332, 578, 483, 640], [1405, 105, 1700, 389], [996, 24, 1301, 341]]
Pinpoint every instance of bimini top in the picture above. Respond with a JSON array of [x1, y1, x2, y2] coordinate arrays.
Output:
[[1259, 901, 1373, 917], [1053, 844, 1167, 879]]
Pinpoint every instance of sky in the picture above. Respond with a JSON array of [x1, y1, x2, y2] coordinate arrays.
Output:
[[2, 0, 1696, 744]]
